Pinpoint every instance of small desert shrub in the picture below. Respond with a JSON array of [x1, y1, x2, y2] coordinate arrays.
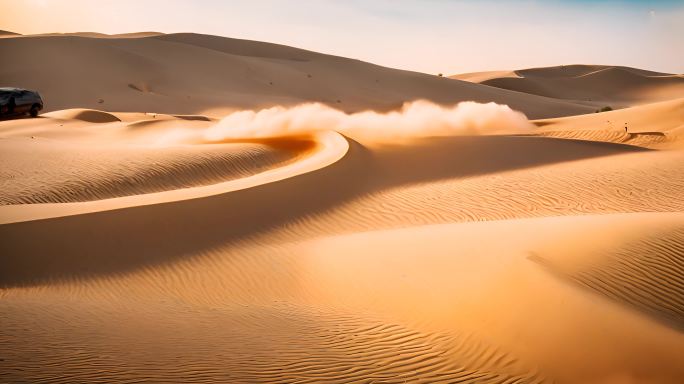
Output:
[[438, 73, 443, 77], [595, 106, 613, 113]]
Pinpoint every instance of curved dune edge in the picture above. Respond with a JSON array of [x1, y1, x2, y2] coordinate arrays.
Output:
[[0, 130, 348, 225], [0, 141, 303, 205], [530, 222, 684, 330]]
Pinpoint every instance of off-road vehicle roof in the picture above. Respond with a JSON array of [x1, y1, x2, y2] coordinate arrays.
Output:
[[0, 87, 34, 92]]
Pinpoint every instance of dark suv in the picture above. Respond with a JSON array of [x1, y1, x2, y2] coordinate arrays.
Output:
[[0, 87, 44, 118]]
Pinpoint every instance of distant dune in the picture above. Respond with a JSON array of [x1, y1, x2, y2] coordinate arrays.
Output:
[[0, 33, 594, 119], [0, 30, 21, 37], [31, 31, 165, 38], [452, 64, 684, 108]]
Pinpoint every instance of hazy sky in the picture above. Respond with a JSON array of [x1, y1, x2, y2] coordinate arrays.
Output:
[[2, 0, 683, 74]]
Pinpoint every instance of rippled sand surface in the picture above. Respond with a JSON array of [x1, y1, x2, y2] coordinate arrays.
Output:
[[2, 96, 684, 383]]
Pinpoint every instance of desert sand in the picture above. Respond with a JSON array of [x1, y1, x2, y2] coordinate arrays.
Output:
[[1, 32, 683, 383], [453, 65, 684, 109], [0, 32, 595, 118]]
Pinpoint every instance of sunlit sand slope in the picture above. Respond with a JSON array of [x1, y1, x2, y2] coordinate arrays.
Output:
[[0, 111, 307, 204], [0, 33, 594, 118], [534, 97, 684, 149], [532, 224, 684, 330], [2, 214, 683, 383]]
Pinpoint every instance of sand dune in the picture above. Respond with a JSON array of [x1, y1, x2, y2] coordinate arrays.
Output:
[[534, 97, 684, 148], [0, 110, 311, 205], [46, 108, 123, 123], [0, 138, 300, 205], [3, 102, 684, 383], [3, 211, 683, 382], [2, 30, 684, 384], [453, 64, 684, 108], [0, 30, 163, 38], [531, 223, 684, 330], [36, 31, 165, 38], [0, 30, 21, 37], [5, 131, 669, 283], [0, 33, 595, 119]]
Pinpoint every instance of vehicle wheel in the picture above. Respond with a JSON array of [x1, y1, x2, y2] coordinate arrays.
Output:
[[29, 105, 39, 117]]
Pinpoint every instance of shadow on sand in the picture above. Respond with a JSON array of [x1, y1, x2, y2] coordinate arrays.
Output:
[[0, 135, 648, 287]]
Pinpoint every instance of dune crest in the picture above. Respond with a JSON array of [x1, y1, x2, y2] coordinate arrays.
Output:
[[453, 64, 684, 108], [45, 108, 122, 123]]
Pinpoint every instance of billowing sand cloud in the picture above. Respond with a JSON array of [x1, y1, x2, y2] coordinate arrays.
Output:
[[202, 101, 533, 143]]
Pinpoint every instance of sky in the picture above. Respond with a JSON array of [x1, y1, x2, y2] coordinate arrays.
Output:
[[1, 0, 683, 75]]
